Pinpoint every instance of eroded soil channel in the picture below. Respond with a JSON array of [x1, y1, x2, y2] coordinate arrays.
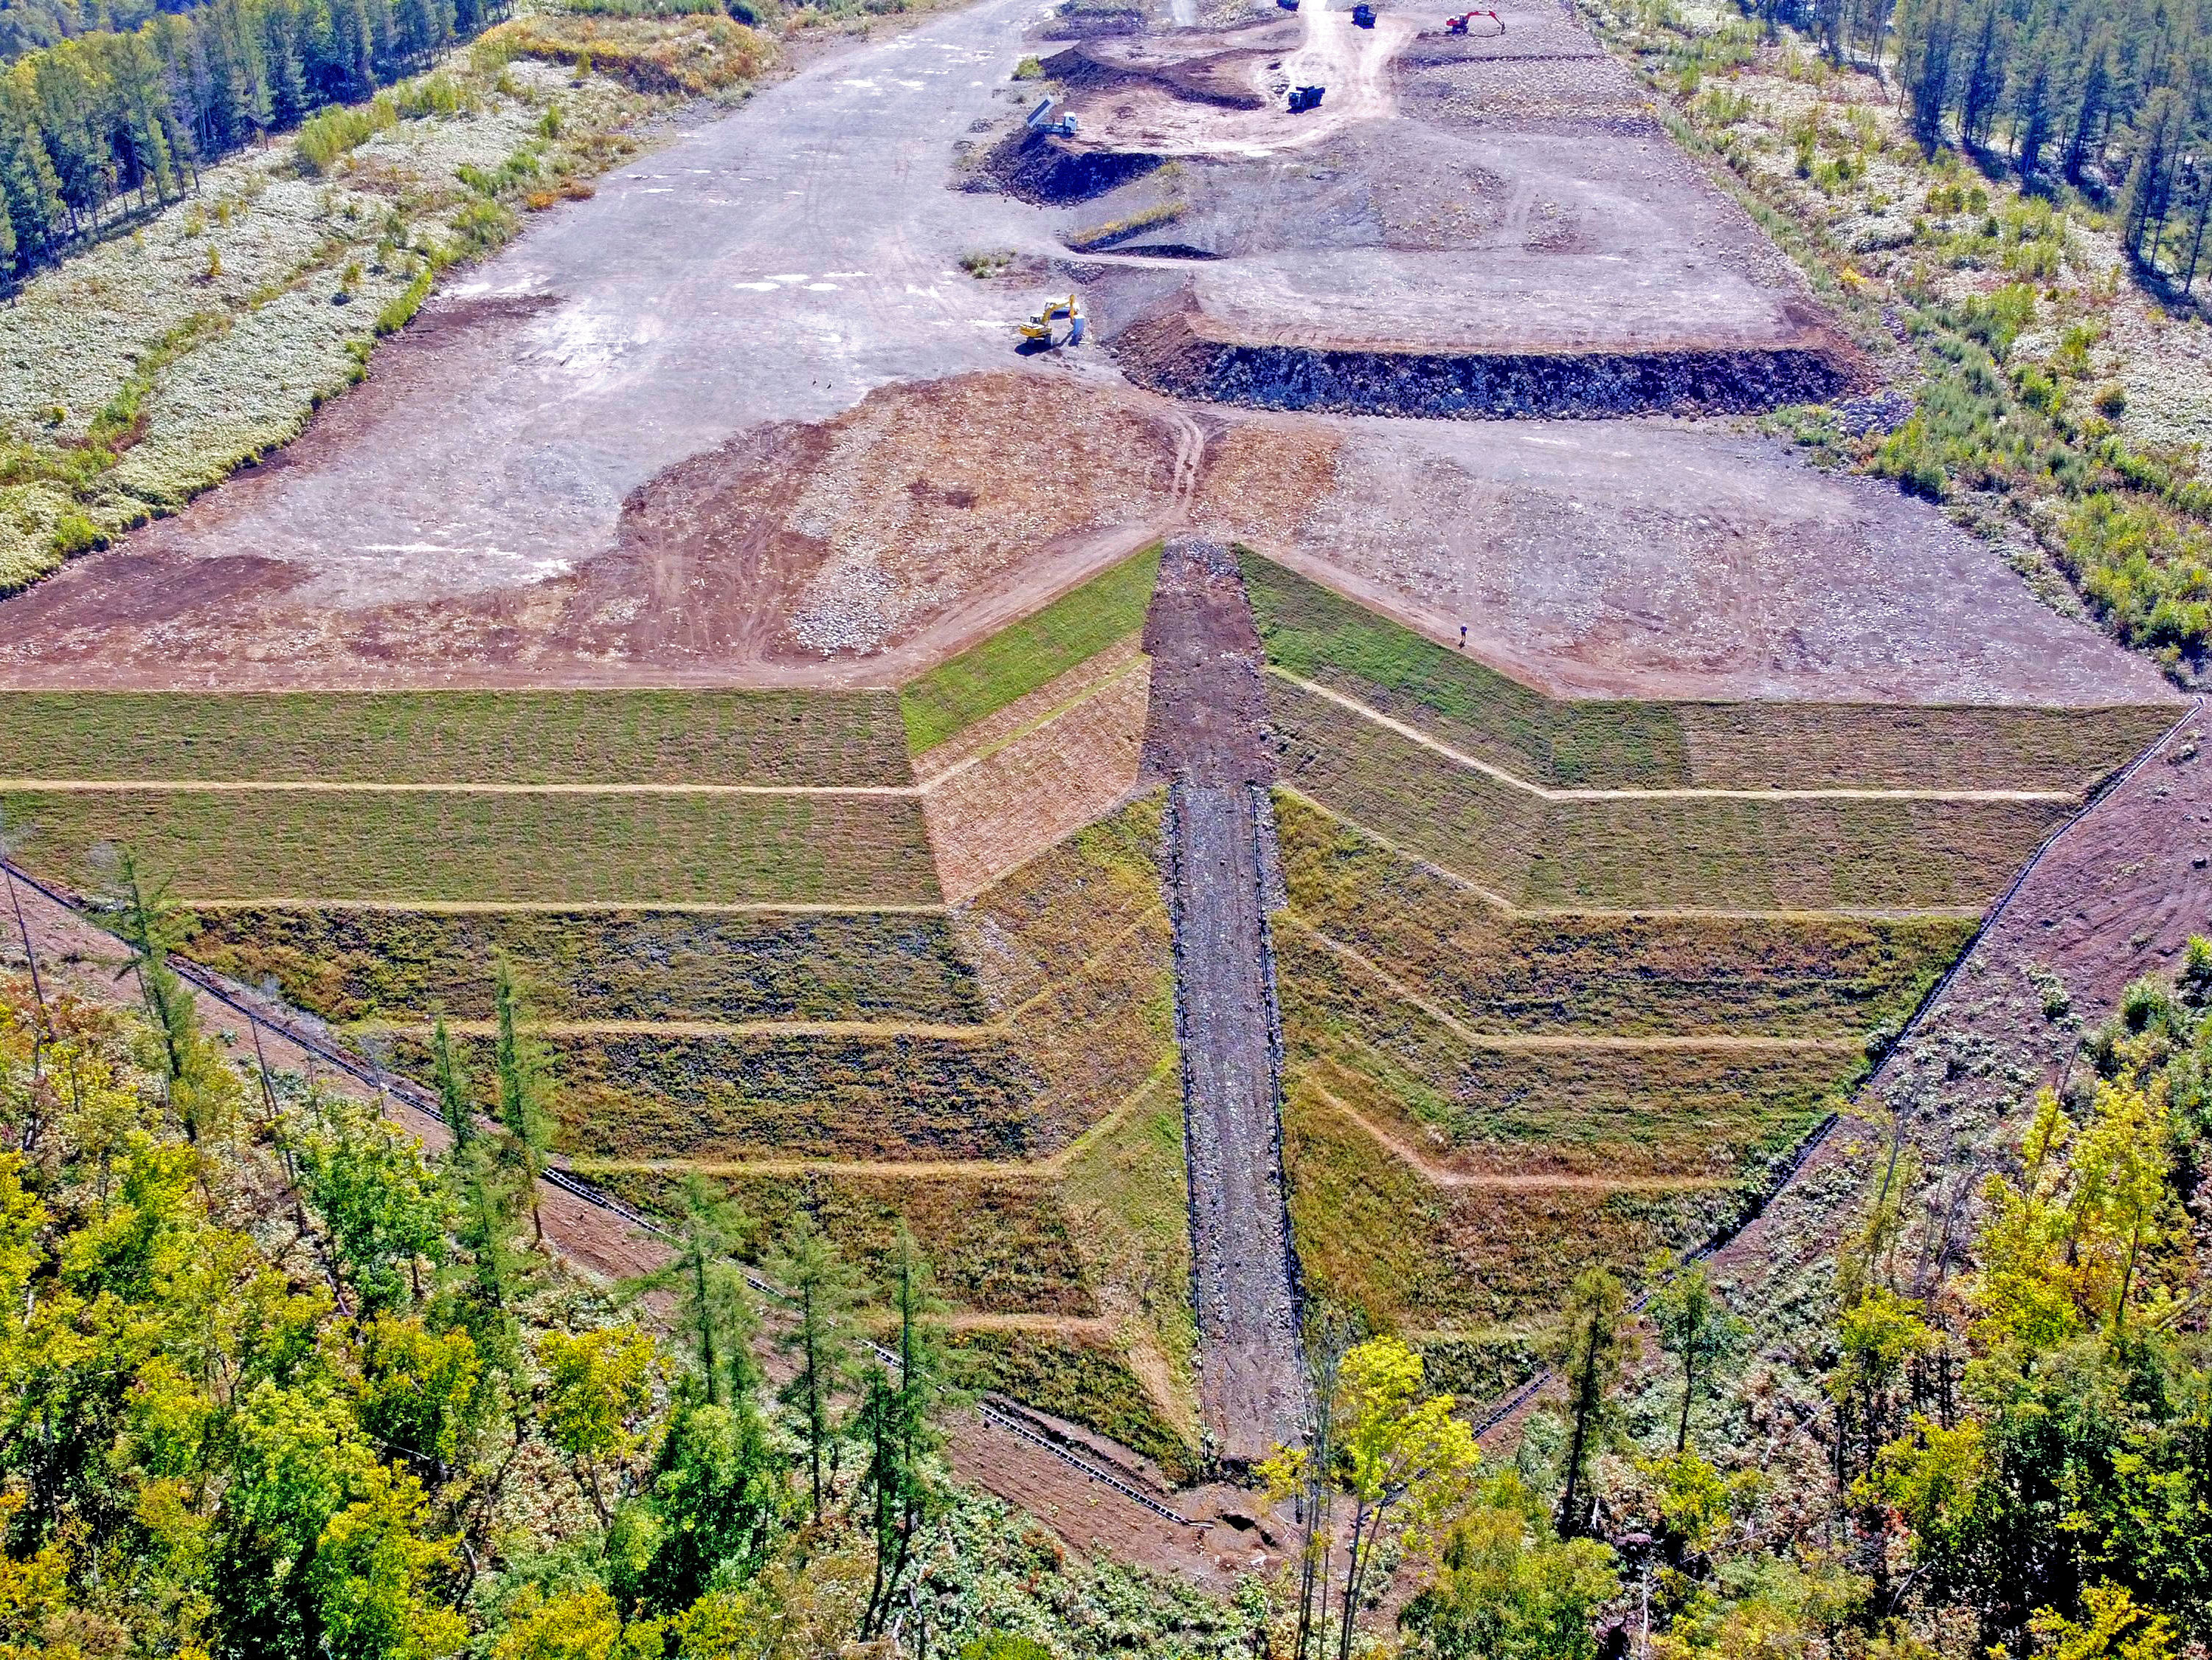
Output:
[[1144, 536, 1304, 1469]]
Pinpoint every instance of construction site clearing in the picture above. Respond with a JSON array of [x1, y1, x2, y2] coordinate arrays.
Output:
[[0, 0, 2202, 1593]]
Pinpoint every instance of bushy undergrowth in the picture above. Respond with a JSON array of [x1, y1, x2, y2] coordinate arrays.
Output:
[[474, 10, 771, 95]]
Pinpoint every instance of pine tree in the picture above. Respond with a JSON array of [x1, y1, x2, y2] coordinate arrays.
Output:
[[491, 958, 551, 1245], [855, 1227, 954, 1640], [2120, 86, 2187, 269], [761, 1211, 866, 1526], [629, 1176, 757, 1409], [1549, 1269, 1627, 1538]]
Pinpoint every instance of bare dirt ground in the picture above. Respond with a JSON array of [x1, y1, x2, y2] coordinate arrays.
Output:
[[1060, 0, 1854, 391], [0, 367, 1324, 690], [1247, 413, 2177, 705], [0, 0, 2162, 710], [1147, 539, 1306, 1467], [0, 0, 1115, 688], [1054, 6, 1420, 159]]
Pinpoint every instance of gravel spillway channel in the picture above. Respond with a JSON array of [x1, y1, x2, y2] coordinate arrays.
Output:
[[1145, 536, 1305, 1468]]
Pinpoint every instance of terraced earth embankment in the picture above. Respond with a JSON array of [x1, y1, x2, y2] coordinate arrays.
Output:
[[1234, 550, 2178, 1397], [0, 0, 2202, 1568]]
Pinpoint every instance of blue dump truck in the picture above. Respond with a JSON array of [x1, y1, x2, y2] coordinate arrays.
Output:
[[1352, 4, 1375, 24], [1288, 84, 1325, 112]]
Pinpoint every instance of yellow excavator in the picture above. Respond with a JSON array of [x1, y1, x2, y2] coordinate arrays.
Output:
[[1017, 293, 1086, 348]]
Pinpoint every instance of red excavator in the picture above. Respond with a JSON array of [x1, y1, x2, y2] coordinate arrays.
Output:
[[1445, 7, 1503, 30]]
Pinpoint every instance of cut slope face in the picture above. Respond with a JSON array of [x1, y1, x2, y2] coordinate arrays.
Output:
[[1145, 537, 1304, 1467]]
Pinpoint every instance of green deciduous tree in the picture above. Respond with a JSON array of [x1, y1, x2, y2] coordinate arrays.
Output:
[[1399, 1470, 1619, 1660], [538, 1325, 654, 1526], [1645, 1264, 1749, 1454]]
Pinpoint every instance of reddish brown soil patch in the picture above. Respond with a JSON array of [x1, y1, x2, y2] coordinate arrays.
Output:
[[0, 373, 1195, 690], [1141, 536, 1276, 784]]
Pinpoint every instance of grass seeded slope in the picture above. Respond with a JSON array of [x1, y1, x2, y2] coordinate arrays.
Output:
[[900, 544, 1162, 754], [577, 797, 1198, 1472], [1249, 561, 2115, 1370], [1270, 682, 2070, 912], [1243, 552, 2175, 791], [1274, 794, 1974, 1037], [0, 689, 937, 907], [190, 907, 989, 1025], [0, 690, 913, 783], [3, 789, 939, 906]]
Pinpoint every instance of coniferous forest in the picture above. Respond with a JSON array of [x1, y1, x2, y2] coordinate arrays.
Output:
[[0, 0, 508, 277], [1744, 0, 2212, 291]]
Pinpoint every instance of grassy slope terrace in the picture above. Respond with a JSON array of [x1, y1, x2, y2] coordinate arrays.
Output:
[[0, 689, 934, 907], [1245, 553, 2163, 1386], [1245, 552, 2175, 793], [900, 544, 1161, 756], [579, 800, 1199, 1471], [0, 674, 1197, 1462]]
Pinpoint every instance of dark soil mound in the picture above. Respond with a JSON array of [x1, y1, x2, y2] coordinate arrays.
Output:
[[981, 129, 1164, 205], [1040, 42, 1269, 110], [1040, 3, 1143, 37], [1110, 306, 1869, 419]]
